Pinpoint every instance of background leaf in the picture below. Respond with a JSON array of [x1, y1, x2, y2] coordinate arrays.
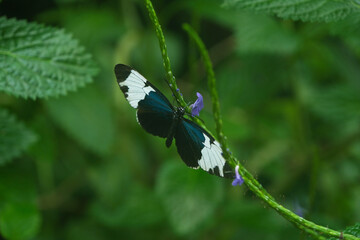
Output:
[[90, 184, 164, 228], [0, 16, 98, 99], [156, 160, 224, 235], [307, 85, 360, 123], [0, 0, 359, 239], [0, 202, 41, 240], [0, 108, 36, 165], [0, 164, 41, 240], [328, 222, 360, 239], [45, 85, 115, 155], [233, 13, 299, 55], [223, 0, 359, 23], [186, 0, 299, 55]]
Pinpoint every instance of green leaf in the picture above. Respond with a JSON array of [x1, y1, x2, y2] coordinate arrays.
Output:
[[45, 85, 115, 155], [217, 55, 290, 110], [233, 12, 299, 54], [223, 0, 358, 23], [91, 185, 164, 228], [344, 223, 360, 237], [156, 160, 223, 235], [328, 13, 360, 56], [89, 155, 164, 228], [308, 85, 360, 123], [65, 220, 107, 240], [0, 16, 98, 99], [0, 165, 41, 240], [328, 222, 360, 239], [186, 1, 298, 54], [223, 199, 285, 233], [88, 156, 131, 204], [0, 202, 41, 240], [0, 108, 37, 165]]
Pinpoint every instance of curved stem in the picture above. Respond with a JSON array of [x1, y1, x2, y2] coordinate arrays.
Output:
[[182, 23, 274, 198], [182, 23, 234, 164], [144, 1, 359, 240], [181, 23, 359, 240]]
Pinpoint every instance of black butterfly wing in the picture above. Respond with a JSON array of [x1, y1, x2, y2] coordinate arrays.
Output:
[[115, 64, 234, 178], [175, 118, 234, 178], [115, 64, 174, 138]]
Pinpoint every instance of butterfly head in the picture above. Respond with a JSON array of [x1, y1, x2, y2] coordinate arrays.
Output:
[[175, 107, 185, 118]]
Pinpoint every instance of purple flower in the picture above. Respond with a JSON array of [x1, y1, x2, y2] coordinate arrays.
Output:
[[190, 92, 204, 116], [232, 165, 244, 186]]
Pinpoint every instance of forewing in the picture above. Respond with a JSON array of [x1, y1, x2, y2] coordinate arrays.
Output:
[[115, 64, 174, 138], [175, 119, 233, 178], [136, 91, 174, 138]]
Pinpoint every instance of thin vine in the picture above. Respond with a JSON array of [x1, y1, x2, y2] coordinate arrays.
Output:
[[144, 1, 359, 240], [182, 23, 234, 164]]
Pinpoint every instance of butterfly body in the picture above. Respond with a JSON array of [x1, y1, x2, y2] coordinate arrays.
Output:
[[115, 64, 233, 178], [165, 107, 184, 148]]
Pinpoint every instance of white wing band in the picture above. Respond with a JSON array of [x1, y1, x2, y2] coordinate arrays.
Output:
[[198, 134, 226, 177], [119, 70, 155, 108]]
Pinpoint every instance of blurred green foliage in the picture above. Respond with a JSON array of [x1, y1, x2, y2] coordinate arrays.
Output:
[[0, 109, 36, 165], [0, 0, 359, 239]]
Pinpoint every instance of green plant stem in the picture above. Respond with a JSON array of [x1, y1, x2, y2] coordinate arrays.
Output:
[[181, 23, 358, 240], [182, 24, 358, 240], [240, 162, 358, 239], [144, 1, 359, 240], [144, 0, 208, 131], [144, 0, 185, 107], [182, 23, 273, 198], [182, 23, 233, 163]]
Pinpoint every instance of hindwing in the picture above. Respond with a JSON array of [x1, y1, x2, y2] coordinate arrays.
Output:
[[175, 119, 233, 178]]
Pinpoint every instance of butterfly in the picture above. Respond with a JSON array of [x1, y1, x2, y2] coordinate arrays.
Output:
[[114, 64, 233, 178]]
